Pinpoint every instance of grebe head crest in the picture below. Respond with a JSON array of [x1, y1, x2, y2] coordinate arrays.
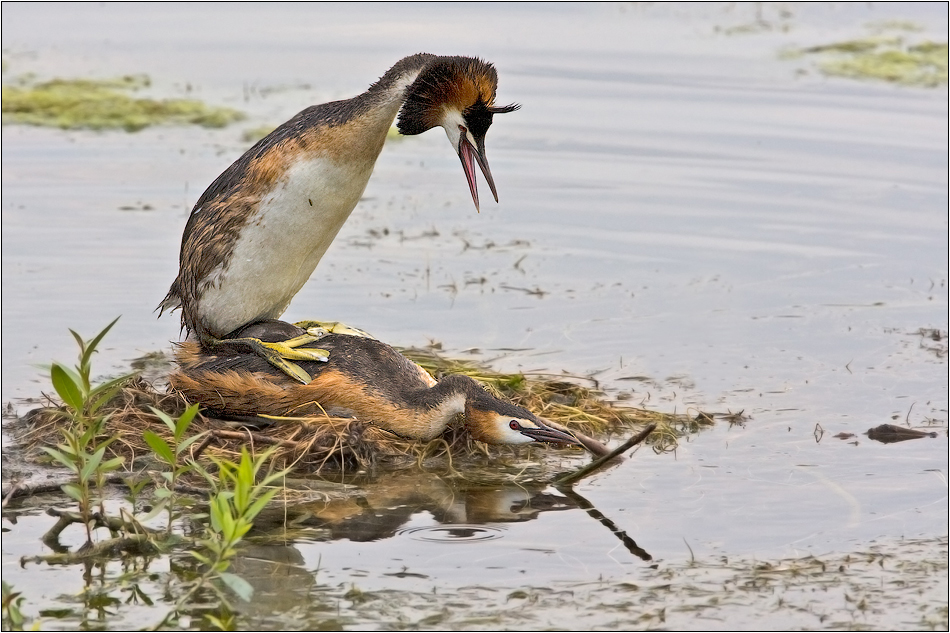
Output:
[[397, 56, 519, 211]]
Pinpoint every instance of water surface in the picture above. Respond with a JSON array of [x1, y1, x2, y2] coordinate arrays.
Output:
[[2, 3, 947, 629]]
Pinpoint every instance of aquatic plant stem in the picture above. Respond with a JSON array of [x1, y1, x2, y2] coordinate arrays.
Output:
[[553, 423, 655, 487]]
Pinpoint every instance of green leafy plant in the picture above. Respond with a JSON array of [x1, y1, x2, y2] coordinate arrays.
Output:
[[155, 448, 288, 628], [196, 448, 286, 602], [29, 320, 290, 629], [41, 317, 135, 543], [143, 404, 205, 535], [1, 582, 29, 631], [48, 317, 134, 419]]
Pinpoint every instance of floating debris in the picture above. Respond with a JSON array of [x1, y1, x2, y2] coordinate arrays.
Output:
[[866, 423, 938, 444], [915, 327, 948, 358]]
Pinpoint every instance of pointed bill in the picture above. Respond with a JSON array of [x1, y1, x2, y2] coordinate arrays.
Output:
[[520, 421, 582, 447], [459, 135, 500, 212], [459, 137, 480, 211], [474, 136, 498, 203]]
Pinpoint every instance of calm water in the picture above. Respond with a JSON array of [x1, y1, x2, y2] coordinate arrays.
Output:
[[2, 3, 947, 629]]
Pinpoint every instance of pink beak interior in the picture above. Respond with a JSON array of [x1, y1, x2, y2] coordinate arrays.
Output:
[[459, 137, 499, 212]]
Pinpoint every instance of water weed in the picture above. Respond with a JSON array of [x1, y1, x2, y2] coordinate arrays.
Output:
[[2, 75, 244, 131]]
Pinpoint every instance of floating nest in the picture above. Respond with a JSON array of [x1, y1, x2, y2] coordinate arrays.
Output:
[[11, 346, 720, 479]]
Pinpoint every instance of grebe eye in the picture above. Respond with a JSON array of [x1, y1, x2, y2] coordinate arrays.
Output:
[[509, 420, 521, 430]]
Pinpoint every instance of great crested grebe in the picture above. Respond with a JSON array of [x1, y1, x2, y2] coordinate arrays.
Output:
[[158, 54, 518, 383], [170, 320, 579, 447]]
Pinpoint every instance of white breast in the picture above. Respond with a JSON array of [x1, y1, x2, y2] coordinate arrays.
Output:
[[199, 156, 374, 335]]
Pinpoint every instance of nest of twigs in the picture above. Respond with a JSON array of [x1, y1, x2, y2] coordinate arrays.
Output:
[[13, 347, 717, 476]]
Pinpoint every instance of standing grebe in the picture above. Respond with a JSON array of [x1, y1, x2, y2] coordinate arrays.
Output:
[[158, 54, 518, 383], [171, 321, 579, 447]]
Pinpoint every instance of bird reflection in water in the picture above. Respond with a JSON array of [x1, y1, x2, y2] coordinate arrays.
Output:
[[247, 470, 651, 560], [221, 473, 651, 614]]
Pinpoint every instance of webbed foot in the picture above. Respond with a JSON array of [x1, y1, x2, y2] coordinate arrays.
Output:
[[293, 320, 375, 339], [207, 334, 328, 385]]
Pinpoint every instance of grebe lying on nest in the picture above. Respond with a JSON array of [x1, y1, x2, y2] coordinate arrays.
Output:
[[171, 320, 581, 448]]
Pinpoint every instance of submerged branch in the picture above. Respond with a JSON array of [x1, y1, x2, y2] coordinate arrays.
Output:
[[26, 533, 159, 566], [41, 507, 157, 544], [3, 473, 133, 505]]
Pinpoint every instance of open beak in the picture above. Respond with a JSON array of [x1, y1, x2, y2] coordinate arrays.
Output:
[[520, 421, 582, 447], [458, 133, 498, 212]]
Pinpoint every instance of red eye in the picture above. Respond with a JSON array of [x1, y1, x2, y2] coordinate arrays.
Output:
[[509, 420, 521, 430]]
